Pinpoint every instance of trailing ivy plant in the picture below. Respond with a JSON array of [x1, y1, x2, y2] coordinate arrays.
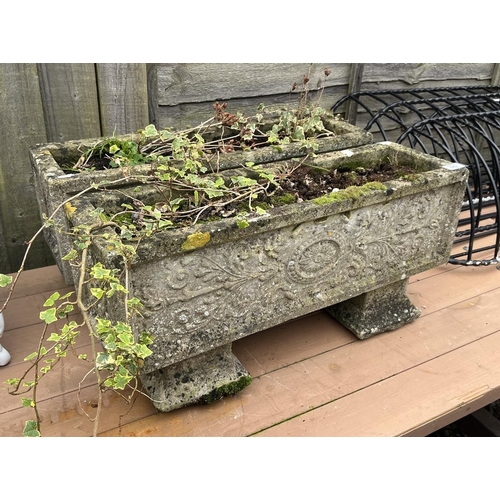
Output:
[[0, 68, 338, 436], [0, 178, 156, 437]]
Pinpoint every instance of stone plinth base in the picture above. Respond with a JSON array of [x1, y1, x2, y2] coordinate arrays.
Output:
[[326, 279, 421, 339], [140, 344, 251, 413]]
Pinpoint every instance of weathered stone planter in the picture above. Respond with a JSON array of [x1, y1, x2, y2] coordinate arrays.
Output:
[[29, 114, 372, 285], [63, 142, 468, 413]]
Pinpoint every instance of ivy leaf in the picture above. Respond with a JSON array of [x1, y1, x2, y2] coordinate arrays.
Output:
[[117, 333, 134, 345], [24, 351, 39, 362], [90, 288, 105, 300], [43, 292, 60, 307], [109, 368, 133, 390], [40, 308, 58, 324], [96, 352, 115, 368], [134, 344, 153, 358], [143, 124, 159, 137], [22, 420, 41, 437], [236, 219, 249, 229], [21, 398, 35, 408], [0, 273, 12, 287], [47, 333, 61, 342]]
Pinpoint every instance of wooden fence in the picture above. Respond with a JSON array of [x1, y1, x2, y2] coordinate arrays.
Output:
[[0, 62, 498, 273]]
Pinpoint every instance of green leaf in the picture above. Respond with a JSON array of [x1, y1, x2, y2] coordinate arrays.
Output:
[[134, 344, 153, 358], [22, 420, 41, 437], [109, 368, 133, 391], [117, 333, 134, 345], [109, 144, 120, 154], [24, 351, 39, 362], [21, 398, 35, 408], [40, 308, 58, 324], [143, 124, 159, 137], [47, 333, 61, 342], [231, 175, 257, 187], [0, 273, 12, 287], [90, 288, 105, 300], [43, 292, 60, 307], [96, 352, 115, 368], [236, 219, 249, 229], [62, 248, 78, 260]]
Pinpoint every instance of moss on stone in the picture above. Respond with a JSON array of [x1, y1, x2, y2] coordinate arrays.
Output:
[[398, 173, 426, 183], [270, 192, 297, 205], [181, 231, 211, 251], [198, 374, 252, 405], [312, 181, 387, 205]]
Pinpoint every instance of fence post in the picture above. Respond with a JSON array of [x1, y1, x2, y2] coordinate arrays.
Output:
[[344, 63, 365, 125], [0, 64, 52, 273], [96, 63, 149, 135], [37, 63, 101, 141]]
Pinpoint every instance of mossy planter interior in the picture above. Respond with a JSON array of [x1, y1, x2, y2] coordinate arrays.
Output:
[[29, 113, 372, 285], [65, 142, 468, 413]]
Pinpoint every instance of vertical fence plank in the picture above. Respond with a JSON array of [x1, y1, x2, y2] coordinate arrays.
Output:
[[491, 64, 500, 85], [0, 64, 53, 273], [146, 63, 159, 127], [37, 63, 102, 141], [96, 63, 149, 135], [344, 63, 365, 125]]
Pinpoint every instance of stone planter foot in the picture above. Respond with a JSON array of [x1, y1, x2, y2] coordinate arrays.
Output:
[[140, 344, 252, 413], [326, 279, 421, 340]]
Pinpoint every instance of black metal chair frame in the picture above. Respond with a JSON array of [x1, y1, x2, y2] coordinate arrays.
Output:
[[332, 86, 500, 266]]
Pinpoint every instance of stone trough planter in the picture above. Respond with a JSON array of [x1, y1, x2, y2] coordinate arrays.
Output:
[[61, 141, 468, 413], [29, 113, 372, 285]]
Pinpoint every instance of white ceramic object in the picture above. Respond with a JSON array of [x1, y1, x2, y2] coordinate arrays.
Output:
[[0, 312, 11, 366]]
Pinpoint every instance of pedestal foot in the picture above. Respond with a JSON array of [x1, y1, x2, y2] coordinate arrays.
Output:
[[140, 344, 252, 413], [326, 279, 421, 340]]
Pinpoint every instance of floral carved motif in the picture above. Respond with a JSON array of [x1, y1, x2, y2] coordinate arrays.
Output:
[[133, 191, 442, 344]]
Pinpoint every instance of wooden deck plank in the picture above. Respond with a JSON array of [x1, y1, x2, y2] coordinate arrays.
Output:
[[0, 315, 86, 369], [1, 286, 75, 332], [257, 330, 500, 437], [0, 264, 67, 302]]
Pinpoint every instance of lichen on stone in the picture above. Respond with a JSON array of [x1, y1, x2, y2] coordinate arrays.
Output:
[[181, 231, 211, 251]]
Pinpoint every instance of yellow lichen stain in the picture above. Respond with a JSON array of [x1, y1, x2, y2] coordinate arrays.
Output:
[[181, 231, 211, 251], [64, 202, 77, 219]]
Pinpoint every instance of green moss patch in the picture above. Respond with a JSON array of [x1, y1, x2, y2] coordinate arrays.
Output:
[[198, 375, 253, 405], [313, 182, 387, 205]]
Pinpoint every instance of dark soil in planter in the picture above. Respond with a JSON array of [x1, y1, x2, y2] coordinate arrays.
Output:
[[279, 162, 418, 201], [104, 161, 422, 231], [192, 162, 418, 223]]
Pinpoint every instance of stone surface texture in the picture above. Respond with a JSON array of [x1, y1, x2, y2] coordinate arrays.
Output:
[[56, 142, 469, 412]]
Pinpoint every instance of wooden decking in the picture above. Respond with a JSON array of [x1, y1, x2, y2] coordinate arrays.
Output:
[[1, 236, 500, 437]]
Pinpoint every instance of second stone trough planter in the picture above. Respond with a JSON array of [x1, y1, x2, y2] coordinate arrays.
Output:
[[29, 113, 372, 285], [63, 141, 468, 413]]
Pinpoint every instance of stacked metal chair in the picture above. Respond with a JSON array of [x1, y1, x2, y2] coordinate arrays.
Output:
[[332, 86, 500, 266]]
